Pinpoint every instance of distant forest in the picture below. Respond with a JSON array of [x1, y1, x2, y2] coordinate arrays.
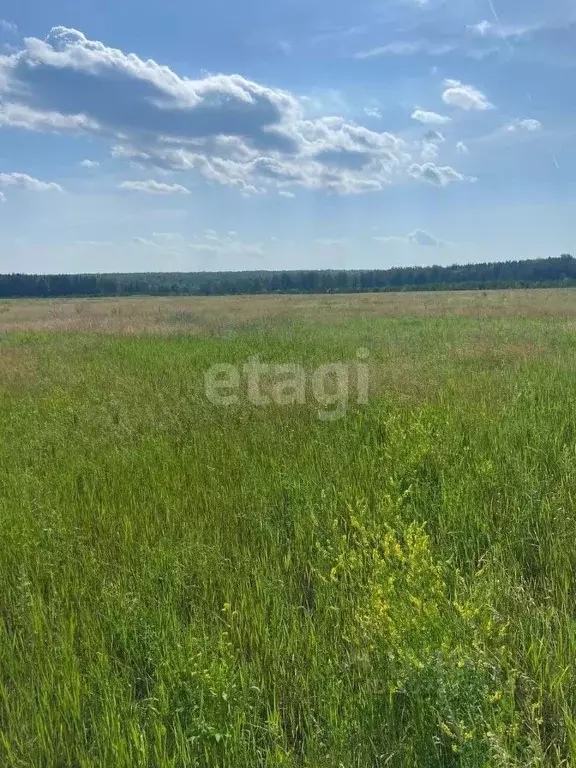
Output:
[[1, 255, 575, 298]]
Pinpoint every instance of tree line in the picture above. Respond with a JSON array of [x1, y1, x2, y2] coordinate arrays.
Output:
[[0, 254, 575, 298]]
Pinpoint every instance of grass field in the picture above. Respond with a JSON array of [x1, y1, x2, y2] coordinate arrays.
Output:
[[2, 290, 576, 766]]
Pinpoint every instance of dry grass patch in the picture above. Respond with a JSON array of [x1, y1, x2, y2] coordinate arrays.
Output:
[[1, 288, 576, 335]]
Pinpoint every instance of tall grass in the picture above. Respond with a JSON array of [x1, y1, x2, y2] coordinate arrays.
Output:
[[1, 310, 576, 765]]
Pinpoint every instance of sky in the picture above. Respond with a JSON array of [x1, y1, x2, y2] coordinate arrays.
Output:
[[0, 0, 574, 274]]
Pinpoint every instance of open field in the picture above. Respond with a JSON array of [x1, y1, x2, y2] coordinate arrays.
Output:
[[2, 288, 576, 335], [2, 290, 576, 766]]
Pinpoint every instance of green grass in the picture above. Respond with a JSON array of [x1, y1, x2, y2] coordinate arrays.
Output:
[[2, 309, 576, 766]]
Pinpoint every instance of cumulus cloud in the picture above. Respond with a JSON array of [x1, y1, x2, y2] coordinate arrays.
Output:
[[0, 103, 99, 132], [2, 27, 297, 148], [506, 118, 542, 133], [424, 130, 445, 143], [421, 142, 439, 161], [411, 109, 451, 125], [442, 79, 493, 111], [456, 141, 469, 155], [80, 159, 99, 168], [0, 27, 473, 195], [420, 130, 445, 161], [119, 180, 190, 195], [0, 172, 63, 192], [408, 162, 473, 187]]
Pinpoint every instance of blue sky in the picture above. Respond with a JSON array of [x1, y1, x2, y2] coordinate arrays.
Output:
[[0, 0, 574, 274]]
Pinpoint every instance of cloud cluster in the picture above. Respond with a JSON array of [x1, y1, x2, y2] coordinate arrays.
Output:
[[419, 130, 445, 162], [119, 180, 190, 195], [0, 172, 63, 193], [408, 162, 473, 187], [0, 27, 472, 195], [351, 8, 576, 65], [505, 118, 542, 133], [411, 109, 451, 125], [442, 79, 493, 111]]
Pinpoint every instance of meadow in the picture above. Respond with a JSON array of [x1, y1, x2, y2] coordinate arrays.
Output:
[[2, 290, 576, 766]]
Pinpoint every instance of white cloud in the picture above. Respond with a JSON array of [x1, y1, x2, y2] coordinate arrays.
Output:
[[424, 130, 445, 143], [456, 141, 469, 155], [0, 27, 300, 151], [0, 191, 5, 203], [420, 131, 445, 160], [442, 79, 493, 111], [408, 162, 473, 186], [0, 173, 63, 192], [0, 27, 472, 195], [506, 118, 543, 133], [80, 159, 99, 168], [0, 103, 99, 132], [119, 180, 190, 195], [469, 20, 494, 37], [343, 14, 576, 66], [411, 109, 451, 125], [421, 142, 439, 161], [364, 107, 382, 119]]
